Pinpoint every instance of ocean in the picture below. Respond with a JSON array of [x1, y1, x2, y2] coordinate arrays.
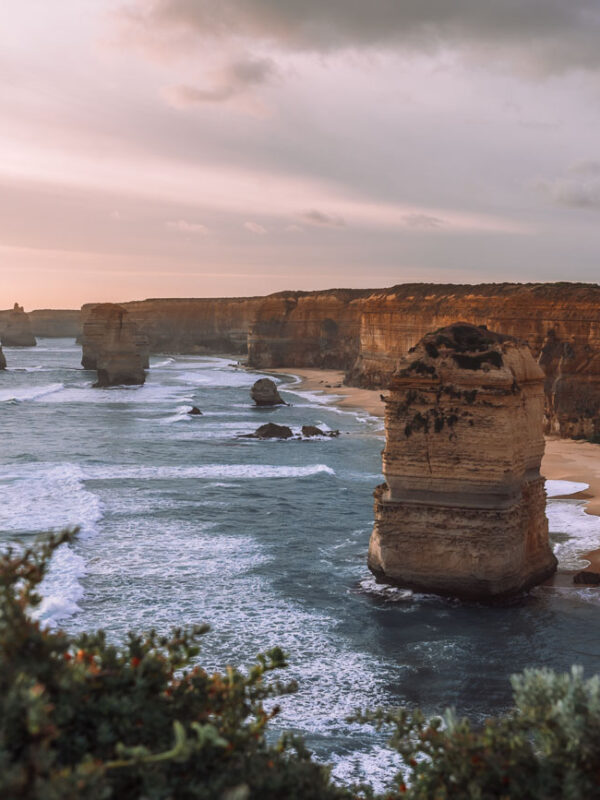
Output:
[[2, 338, 600, 791]]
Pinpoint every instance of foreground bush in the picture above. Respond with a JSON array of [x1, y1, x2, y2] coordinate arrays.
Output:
[[3, 532, 600, 799], [0, 531, 350, 800]]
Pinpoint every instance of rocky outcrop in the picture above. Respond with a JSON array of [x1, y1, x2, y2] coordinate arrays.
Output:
[[250, 378, 286, 406], [81, 304, 147, 387], [188, 406, 203, 416], [82, 305, 149, 371], [0, 346, 6, 370], [246, 423, 293, 439], [368, 323, 557, 599], [0, 304, 36, 347]]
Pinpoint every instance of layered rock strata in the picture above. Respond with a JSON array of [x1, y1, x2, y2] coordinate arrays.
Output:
[[247, 289, 372, 369], [81, 304, 147, 387], [368, 323, 557, 599], [0, 303, 36, 346], [347, 283, 600, 439]]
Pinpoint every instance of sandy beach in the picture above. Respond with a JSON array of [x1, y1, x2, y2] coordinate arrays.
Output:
[[271, 367, 386, 418], [272, 367, 600, 572]]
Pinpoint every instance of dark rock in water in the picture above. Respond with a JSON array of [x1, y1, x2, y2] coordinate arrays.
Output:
[[250, 378, 286, 406], [188, 406, 203, 416], [1, 303, 36, 347], [301, 425, 340, 438], [248, 422, 293, 439], [574, 571, 600, 585], [0, 346, 5, 370]]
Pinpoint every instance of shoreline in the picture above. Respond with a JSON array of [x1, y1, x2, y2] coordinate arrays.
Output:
[[270, 367, 386, 419], [270, 366, 600, 573]]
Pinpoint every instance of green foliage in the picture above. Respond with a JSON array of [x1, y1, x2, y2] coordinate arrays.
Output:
[[354, 666, 600, 799], [5, 533, 600, 799], [0, 531, 351, 799]]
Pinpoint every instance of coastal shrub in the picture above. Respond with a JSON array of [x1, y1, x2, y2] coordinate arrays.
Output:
[[4, 533, 600, 800], [355, 666, 600, 799], [0, 531, 351, 800]]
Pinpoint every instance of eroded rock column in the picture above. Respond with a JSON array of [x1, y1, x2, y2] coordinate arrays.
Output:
[[81, 304, 147, 387], [1, 303, 36, 347], [368, 322, 557, 599]]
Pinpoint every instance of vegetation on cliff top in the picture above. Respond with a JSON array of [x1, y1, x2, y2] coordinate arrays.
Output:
[[3, 532, 600, 799]]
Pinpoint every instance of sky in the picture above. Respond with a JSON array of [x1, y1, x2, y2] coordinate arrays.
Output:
[[2, 1, 600, 309]]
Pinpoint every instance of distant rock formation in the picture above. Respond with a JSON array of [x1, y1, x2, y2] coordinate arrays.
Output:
[[28, 309, 81, 338], [250, 378, 286, 406], [0, 304, 36, 347], [246, 423, 293, 439], [81, 304, 147, 387], [188, 406, 203, 416], [368, 323, 557, 599], [0, 346, 6, 370], [301, 425, 339, 438]]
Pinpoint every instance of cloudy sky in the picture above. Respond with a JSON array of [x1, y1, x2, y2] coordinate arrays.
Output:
[[3, 0, 600, 308]]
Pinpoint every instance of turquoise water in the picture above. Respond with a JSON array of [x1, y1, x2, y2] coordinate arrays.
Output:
[[2, 338, 600, 789]]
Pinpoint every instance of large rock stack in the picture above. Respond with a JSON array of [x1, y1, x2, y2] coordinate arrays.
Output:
[[368, 323, 557, 599], [1, 303, 36, 347], [81, 304, 148, 387]]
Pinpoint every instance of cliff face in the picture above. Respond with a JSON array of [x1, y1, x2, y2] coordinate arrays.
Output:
[[0, 346, 5, 370], [346, 283, 600, 439], [247, 289, 372, 369], [81, 304, 147, 387], [81, 298, 264, 356], [368, 323, 557, 599], [0, 304, 36, 347], [28, 310, 81, 338]]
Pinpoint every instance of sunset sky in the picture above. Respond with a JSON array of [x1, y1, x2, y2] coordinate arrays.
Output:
[[3, 1, 600, 309]]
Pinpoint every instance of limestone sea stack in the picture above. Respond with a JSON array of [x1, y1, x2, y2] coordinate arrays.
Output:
[[250, 378, 286, 406], [368, 323, 557, 599], [0, 346, 6, 370], [81, 304, 147, 387], [1, 304, 36, 347]]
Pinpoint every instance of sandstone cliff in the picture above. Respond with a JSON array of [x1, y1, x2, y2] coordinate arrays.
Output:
[[247, 289, 372, 369], [81, 304, 147, 387], [0, 304, 36, 347], [346, 283, 600, 440], [82, 297, 263, 356], [28, 310, 81, 338], [368, 323, 557, 599]]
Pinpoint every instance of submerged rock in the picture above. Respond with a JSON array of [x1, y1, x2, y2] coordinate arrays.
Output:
[[301, 425, 340, 438], [250, 378, 286, 406], [188, 406, 203, 416], [1, 303, 36, 347], [574, 571, 600, 585], [81, 304, 147, 387], [368, 322, 557, 600], [0, 346, 5, 370], [246, 423, 293, 439]]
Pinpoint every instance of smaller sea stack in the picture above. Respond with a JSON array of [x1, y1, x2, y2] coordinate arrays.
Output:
[[81, 304, 147, 387], [250, 378, 286, 406], [0, 346, 6, 370], [1, 303, 36, 347], [368, 323, 557, 599]]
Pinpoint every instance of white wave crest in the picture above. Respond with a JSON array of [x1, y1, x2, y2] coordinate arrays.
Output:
[[0, 382, 64, 403], [85, 463, 335, 480]]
